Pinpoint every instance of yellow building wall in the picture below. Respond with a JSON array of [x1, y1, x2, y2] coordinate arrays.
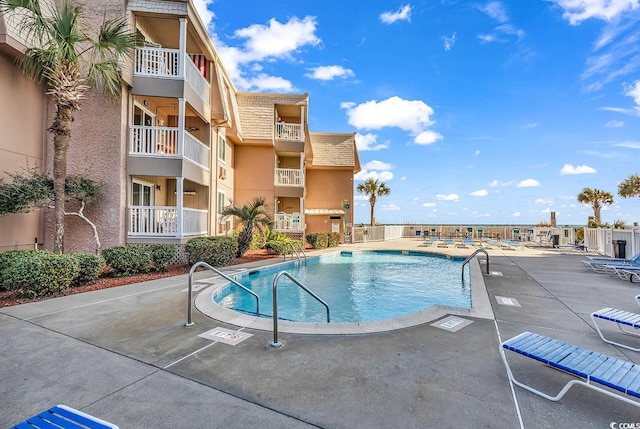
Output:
[[305, 169, 355, 242], [234, 145, 275, 213], [0, 54, 47, 251]]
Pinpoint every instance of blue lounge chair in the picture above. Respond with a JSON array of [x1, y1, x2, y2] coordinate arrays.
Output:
[[437, 238, 455, 248], [591, 307, 640, 352], [11, 404, 119, 428], [418, 237, 438, 247], [500, 331, 640, 407], [587, 252, 640, 263]]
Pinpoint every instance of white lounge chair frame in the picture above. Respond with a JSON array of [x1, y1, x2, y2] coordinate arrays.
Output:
[[500, 331, 640, 408], [591, 308, 640, 352]]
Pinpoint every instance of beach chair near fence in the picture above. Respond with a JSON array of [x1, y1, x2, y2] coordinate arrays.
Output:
[[500, 331, 640, 408], [10, 404, 119, 429], [418, 237, 438, 247]]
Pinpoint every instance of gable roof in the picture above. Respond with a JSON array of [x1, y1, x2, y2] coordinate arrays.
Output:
[[308, 132, 360, 171]]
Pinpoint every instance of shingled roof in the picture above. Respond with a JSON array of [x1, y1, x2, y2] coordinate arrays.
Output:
[[308, 132, 360, 171]]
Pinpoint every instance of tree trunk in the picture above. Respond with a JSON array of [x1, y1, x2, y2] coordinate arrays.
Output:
[[593, 202, 601, 225], [370, 203, 375, 226], [238, 225, 253, 257], [49, 104, 74, 254]]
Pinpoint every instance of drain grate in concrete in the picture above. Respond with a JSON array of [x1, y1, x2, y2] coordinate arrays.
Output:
[[431, 316, 473, 332], [495, 296, 521, 307], [198, 327, 253, 346]]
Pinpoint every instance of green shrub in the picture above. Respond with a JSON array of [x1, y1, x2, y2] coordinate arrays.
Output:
[[0, 250, 41, 291], [1, 250, 79, 298], [149, 243, 177, 271], [306, 232, 329, 249], [185, 236, 238, 266], [327, 232, 340, 247], [102, 245, 153, 277], [70, 253, 106, 286]]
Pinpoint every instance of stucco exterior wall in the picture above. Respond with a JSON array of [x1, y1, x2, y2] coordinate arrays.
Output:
[[0, 54, 47, 251], [233, 145, 275, 211]]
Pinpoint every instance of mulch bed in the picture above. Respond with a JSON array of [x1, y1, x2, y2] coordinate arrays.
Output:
[[0, 249, 280, 308]]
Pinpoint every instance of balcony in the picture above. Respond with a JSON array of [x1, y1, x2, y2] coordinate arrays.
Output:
[[133, 48, 211, 107], [130, 126, 210, 170], [274, 212, 303, 233], [128, 206, 208, 237], [275, 168, 303, 186], [276, 122, 303, 141]]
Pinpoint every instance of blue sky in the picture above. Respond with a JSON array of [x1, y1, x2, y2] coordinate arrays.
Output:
[[195, 0, 640, 226]]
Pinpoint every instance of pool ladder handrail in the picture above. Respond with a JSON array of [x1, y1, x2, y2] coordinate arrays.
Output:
[[185, 261, 260, 327], [284, 241, 307, 266], [270, 270, 330, 348], [461, 248, 489, 282]]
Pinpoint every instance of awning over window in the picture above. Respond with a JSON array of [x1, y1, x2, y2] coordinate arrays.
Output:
[[304, 209, 345, 215]]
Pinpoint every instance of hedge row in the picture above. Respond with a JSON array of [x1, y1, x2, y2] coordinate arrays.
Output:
[[185, 236, 238, 266], [305, 232, 341, 249], [0, 250, 102, 298]]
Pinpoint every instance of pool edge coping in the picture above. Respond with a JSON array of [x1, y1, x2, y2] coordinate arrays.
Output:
[[193, 251, 494, 335]]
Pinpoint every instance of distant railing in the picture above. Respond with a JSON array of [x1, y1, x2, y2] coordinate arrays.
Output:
[[134, 47, 180, 77], [351, 225, 403, 243], [276, 122, 303, 141], [274, 212, 303, 232], [183, 208, 208, 236], [185, 54, 210, 105], [275, 168, 303, 186], [183, 132, 210, 170]]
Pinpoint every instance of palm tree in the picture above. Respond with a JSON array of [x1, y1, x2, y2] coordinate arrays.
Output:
[[356, 178, 391, 226], [0, 0, 137, 253], [618, 174, 640, 202], [220, 197, 272, 257], [576, 187, 614, 226]]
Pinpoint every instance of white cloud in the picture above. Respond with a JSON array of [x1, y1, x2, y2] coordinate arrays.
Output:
[[534, 198, 554, 204], [605, 119, 625, 127], [522, 122, 538, 128], [614, 141, 640, 148], [552, 0, 640, 25], [382, 204, 401, 211], [244, 74, 293, 92], [422, 202, 437, 208], [469, 189, 489, 197], [560, 163, 597, 174], [305, 65, 355, 81], [626, 80, 640, 113], [342, 96, 442, 144], [475, 150, 481, 156], [516, 179, 540, 187], [513, 211, 521, 217], [443, 33, 457, 51], [355, 133, 389, 151], [215, 16, 320, 91], [192, 0, 215, 30], [489, 179, 514, 187], [436, 193, 460, 202], [362, 160, 393, 170], [354, 170, 394, 181], [380, 5, 412, 24], [480, 1, 508, 23]]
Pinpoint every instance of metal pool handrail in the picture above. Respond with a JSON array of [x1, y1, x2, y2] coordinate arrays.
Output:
[[284, 241, 307, 265], [185, 261, 260, 327], [270, 270, 330, 348], [462, 248, 489, 282]]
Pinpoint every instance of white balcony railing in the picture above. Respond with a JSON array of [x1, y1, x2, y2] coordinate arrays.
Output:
[[275, 168, 303, 186], [128, 206, 208, 237], [185, 54, 211, 105], [276, 122, 303, 141], [129, 126, 209, 169], [130, 126, 179, 156], [183, 132, 210, 170], [134, 47, 180, 77], [274, 212, 303, 232], [129, 206, 177, 235]]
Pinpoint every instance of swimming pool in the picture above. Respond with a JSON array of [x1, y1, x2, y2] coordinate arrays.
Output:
[[212, 250, 471, 323]]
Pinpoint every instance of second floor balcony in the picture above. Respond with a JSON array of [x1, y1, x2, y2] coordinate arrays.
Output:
[[130, 125, 210, 170], [275, 168, 304, 186], [134, 47, 211, 107], [276, 122, 303, 142], [128, 206, 208, 237]]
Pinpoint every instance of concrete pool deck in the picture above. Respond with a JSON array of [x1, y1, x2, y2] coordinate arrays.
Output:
[[1, 238, 639, 427]]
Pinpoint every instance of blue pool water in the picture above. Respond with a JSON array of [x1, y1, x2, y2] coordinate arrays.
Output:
[[213, 250, 471, 323]]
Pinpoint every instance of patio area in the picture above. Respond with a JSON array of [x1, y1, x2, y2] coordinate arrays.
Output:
[[1, 238, 639, 428]]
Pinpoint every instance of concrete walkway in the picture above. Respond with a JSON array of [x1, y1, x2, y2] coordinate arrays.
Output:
[[1, 238, 639, 428]]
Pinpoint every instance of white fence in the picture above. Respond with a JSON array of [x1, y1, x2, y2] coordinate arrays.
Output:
[[351, 225, 404, 243], [584, 228, 640, 257]]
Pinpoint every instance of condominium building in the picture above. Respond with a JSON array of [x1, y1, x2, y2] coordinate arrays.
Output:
[[0, 0, 360, 254]]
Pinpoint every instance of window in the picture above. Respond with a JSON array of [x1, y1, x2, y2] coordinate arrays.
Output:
[[132, 180, 154, 206], [218, 134, 226, 163], [217, 191, 225, 214]]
